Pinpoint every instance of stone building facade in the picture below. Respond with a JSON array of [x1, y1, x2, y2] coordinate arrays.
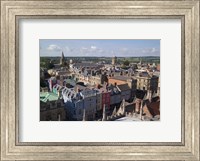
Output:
[[40, 92, 66, 121]]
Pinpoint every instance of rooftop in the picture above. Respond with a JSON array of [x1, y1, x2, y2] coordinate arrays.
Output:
[[117, 83, 131, 91], [110, 75, 132, 81], [40, 92, 59, 103], [73, 63, 100, 68], [146, 101, 160, 116]]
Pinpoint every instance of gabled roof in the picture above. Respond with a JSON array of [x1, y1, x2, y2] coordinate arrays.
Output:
[[117, 83, 131, 91]]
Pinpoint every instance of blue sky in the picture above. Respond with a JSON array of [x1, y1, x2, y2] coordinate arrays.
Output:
[[39, 39, 160, 57]]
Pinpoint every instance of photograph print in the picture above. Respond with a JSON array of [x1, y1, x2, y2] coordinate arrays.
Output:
[[40, 39, 160, 121]]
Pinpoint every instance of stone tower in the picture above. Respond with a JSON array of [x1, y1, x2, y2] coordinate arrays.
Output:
[[60, 51, 65, 65], [112, 56, 117, 65]]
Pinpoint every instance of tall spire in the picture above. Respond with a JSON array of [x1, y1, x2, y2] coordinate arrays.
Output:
[[82, 108, 86, 121], [122, 99, 125, 115], [117, 99, 126, 115], [102, 104, 107, 121], [62, 51, 64, 58], [60, 51, 65, 65], [112, 106, 117, 116]]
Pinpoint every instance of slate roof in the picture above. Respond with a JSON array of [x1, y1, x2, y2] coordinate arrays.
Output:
[[117, 84, 131, 91]]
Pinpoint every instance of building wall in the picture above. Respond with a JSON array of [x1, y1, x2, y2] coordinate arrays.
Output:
[[135, 76, 159, 92], [150, 76, 159, 93], [127, 79, 137, 98], [121, 90, 131, 101], [40, 100, 66, 121], [90, 76, 101, 85], [136, 77, 150, 90], [96, 93, 102, 111], [102, 92, 111, 109], [157, 64, 160, 71], [64, 95, 97, 121], [110, 93, 121, 105], [112, 56, 117, 65]]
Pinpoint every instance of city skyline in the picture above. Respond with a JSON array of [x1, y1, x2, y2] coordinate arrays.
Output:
[[40, 39, 160, 57]]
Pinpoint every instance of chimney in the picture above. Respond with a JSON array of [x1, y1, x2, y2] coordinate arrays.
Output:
[[75, 86, 79, 93]]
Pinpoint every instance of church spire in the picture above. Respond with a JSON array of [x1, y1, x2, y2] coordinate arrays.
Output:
[[61, 51, 64, 58], [102, 104, 107, 121], [60, 51, 65, 65], [82, 108, 86, 121], [112, 106, 117, 116]]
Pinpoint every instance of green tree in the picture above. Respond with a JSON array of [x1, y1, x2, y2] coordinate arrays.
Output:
[[47, 62, 55, 69], [123, 60, 130, 66]]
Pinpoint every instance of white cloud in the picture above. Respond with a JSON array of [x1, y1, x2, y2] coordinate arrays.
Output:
[[81, 47, 87, 50], [120, 48, 128, 52], [98, 49, 104, 53], [140, 47, 159, 54], [151, 48, 156, 53], [47, 44, 61, 51], [91, 46, 97, 50], [65, 46, 70, 52]]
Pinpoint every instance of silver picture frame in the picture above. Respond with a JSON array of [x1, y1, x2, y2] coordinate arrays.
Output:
[[0, 0, 199, 160]]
